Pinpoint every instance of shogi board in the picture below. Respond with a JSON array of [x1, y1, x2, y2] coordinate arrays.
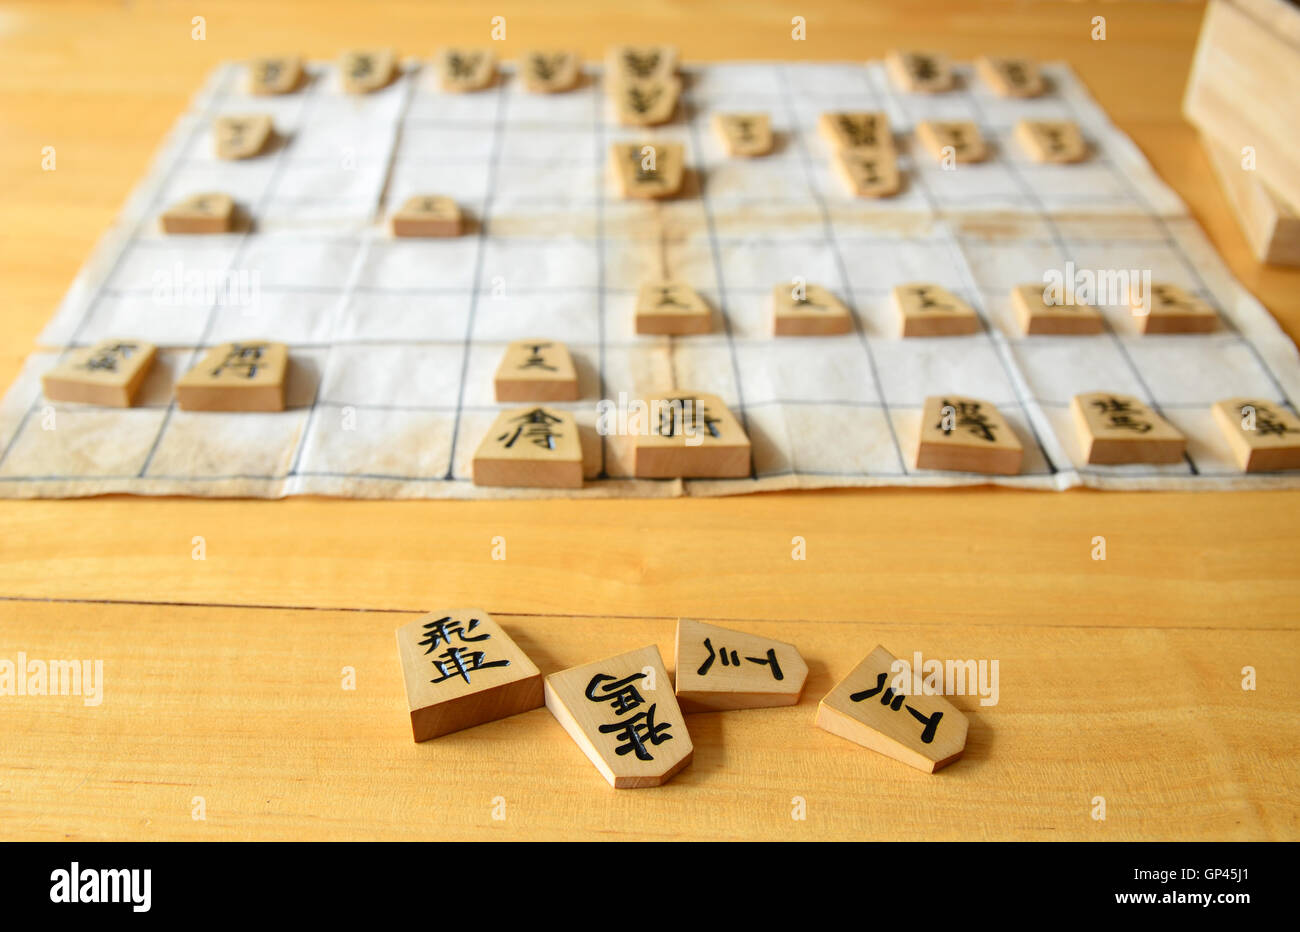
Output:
[[5, 59, 1300, 499]]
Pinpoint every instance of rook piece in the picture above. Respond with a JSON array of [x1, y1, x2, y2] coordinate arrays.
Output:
[[1131, 282, 1218, 334], [894, 283, 979, 337], [339, 49, 396, 94], [41, 339, 157, 408], [520, 50, 581, 93], [472, 407, 584, 489], [605, 45, 678, 84], [247, 56, 303, 96], [1212, 398, 1300, 472], [435, 47, 496, 92], [975, 56, 1045, 98], [634, 391, 751, 479], [493, 339, 579, 402], [818, 111, 892, 153], [161, 192, 234, 234], [915, 395, 1023, 475], [1015, 119, 1088, 163], [609, 141, 685, 198], [390, 195, 462, 238], [396, 609, 543, 742], [816, 644, 969, 773], [772, 282, 853, 336], [1071, 392, 1186, 465], [674, 618, 808, 712], [886, 49, 955, 94], [1011, 282, 1104, 335], [635, 281, 712, 335], [915, 120, 987, 164], [175, 341, 288, 412], [545, 645, 692, 788], [214, 114, 272, 161], [713, 113, 773, 157]]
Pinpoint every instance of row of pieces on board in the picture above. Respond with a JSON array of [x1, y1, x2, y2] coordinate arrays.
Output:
[[397, 611, 965, 786], [38, 337, 1300, 477]]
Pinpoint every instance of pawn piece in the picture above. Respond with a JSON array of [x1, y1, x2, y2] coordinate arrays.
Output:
[[772, 282, 853, 336], [339, 49, 396, 94], [519, 50, 581, 93], [214, 114, 273, 161], [832, 148, 901, 198], [634, 391, 751, 479], [915, 395, 1023, 475], [635, 281, 712, 335], [391, 195, 462, 238], [609, 141, 685, 199], [712, 113, 772, 157], [611, 76, 681, 126], [472, 407, 584, 489], [818, 111, 892, 152], [816, 644, 968, 773], [885, 49, 954, 94], [1212, 398, 1300, 472], [1131, 282, 1218, 334], [247, 56, 303, 95], [160, 192, 234, 234], [545, 644, 692, 789], [435, 47, 496, 92], [396, 609, 543, 742], [1011, 283, 1104, 335], [975, 56, 1045, 98], [605, 45, 678, 84], [893, 283, 979, 337], [915, 120, 987, 164], [1071, 392, 1186, 465], [674, 618, 808, 713], [41, 339, 157, 408], [175, 341, 287, 412], [493, 340, 579, 402], [1014, 119, 1088, 164]]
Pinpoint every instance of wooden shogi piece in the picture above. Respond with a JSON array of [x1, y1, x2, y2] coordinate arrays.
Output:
[[174, 341, 288, 412], [605, 44, 678, 84], [545, 644, 692, 788], [974, 55, 1046, 98], [915, 395, 1023, 475], [519, 50, 581, 93], [472, 407, 584, 489], [673, 618, 808, 713], [832, 148, 901, 198], [915, 120, 988, 164], [396, 609, 543, 742], [41, 339, 157, 408], [633, 391, 751, 479], [885, 49, 955, 94], [818, 111, 892, 153], [160, 193, 235, 234], [214, 114, 272, 161], [390, 195, 462, 238], [816, 644, 969, 773], [1071, 392, 1186, 465], [1212, 398, 1300, 471], [435, 47, 496, 92], [1014, 119, 1088, 163], [1011, 283, 1104, 335], [636, 281, 712, 335], [712, 113, 773, 157], [247, 56, 303, 95], [339, 49, 396, 94], [893, 283, 980, 337], [1131, 282, 1219, 334], [772, 282, 853, 336], [611, 76, 681, 126], [493, 339, 579, 402], [609, 141, 685, 199]]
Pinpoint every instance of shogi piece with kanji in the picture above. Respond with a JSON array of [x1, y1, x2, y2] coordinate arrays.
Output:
[[673, 618, 808, 713], [713, 113, 773, 157], [339, 49, 396, 94], [885, 49, 954, 94], [396, 609, 543, 742], [609, 141, 685, 199], [606, 44, 678, 84], [435, 48, 496, 92], [1212, 398, 1300, 472], [816, 645, 968, 773], [545, 645, 692, 788], [214, 114, 272, 161], [247, 56, 303, 95], [915, 120, 987, 164], [519, 50, 581, 93], [390, 195, 462, 238], [975, 56, 1045, 98], [634, 391, 750, 479], [1011, 282, 1104, 335], [636, 281, 712, 335], [611, 76, 681, 126], [915, 395, 1023, 475], [832, 148, 901, 198], [175, 341, 288, 412], [818, 111, 892, 153], [161, 193, 235, 234], [41, 340, 157, 408], [1071, 392, 1186, 465], [493, 339, 579, 402], [1132, 282, 1218, 334], [472, 407, 584, 489], [893, 283, 979, 337], [772, 283, 853, 336], [1014, 119, 1088, 163]]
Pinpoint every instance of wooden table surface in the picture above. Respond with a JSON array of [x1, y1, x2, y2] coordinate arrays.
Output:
[[2, 0, 1296, 841]]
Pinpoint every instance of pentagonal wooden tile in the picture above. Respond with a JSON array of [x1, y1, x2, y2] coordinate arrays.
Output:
[[339, 49, 396, 94], [493, 340, 579, 402], [674, 618, 808, 712], [1011, 283, 1104, 335], [893, 283, 979, 337], [609, 141, 685, 198], [247, 56, 303, 95], [1212, 398, 1300, 472], [41, 339, 158, 408], [175, 341, 287, 412], [633, 391, 751, 479], [915, 395, 1023, 475], [472, 407, 584, 489], [772, 282, 853, 336]]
